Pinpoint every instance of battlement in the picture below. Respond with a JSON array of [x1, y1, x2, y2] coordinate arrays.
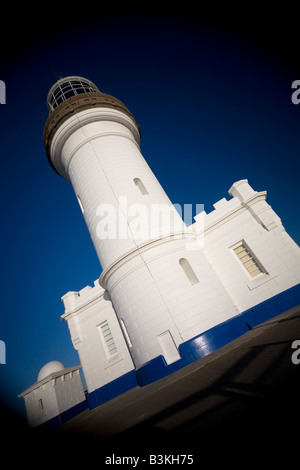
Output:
[[193, 179, 282, 237], [61, 279, 104, 314]]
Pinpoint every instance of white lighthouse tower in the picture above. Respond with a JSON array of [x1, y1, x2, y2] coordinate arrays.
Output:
[[42, 76, 300, 413], [43, 76, 238, 374], [18, 75, 300, 427]]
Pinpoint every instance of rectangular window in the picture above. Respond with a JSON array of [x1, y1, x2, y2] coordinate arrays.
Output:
[[98, 321, 118, 358], [233, 242, 265, 278]]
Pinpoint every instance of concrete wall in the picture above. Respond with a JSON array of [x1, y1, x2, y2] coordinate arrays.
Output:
[[23, 380, 59, 427], [21, 367, 85, 428]]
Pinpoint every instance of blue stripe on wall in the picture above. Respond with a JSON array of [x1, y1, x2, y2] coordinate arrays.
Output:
[[243, 283, 300, 327], [87, 369, 138, 410]]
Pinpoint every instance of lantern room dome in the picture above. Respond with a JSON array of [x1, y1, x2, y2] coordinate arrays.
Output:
[[46, 76, 100, 112]]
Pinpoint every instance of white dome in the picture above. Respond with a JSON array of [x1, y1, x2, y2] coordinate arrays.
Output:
[[37, 360, 65, 382]]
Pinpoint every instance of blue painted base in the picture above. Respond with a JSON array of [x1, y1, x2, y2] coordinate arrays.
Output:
[[243, 283, 300, 327], [40, 283, 300, 427], [39, 398, 89, 429], [136, 283, 300, 386], [135, 315, 250, 386], [87, 369, 138, 410]]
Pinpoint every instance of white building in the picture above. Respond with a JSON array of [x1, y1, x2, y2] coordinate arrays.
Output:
[[20, 76, 300, 426], [18, 361, 87, 428]]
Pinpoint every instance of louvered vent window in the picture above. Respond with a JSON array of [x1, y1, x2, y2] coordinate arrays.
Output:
[[233, 243, 264, 278], [99, 321, 118, 358], [120, 318, 132, 348]]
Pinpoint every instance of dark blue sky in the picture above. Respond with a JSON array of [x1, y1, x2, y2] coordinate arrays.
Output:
[[0, 8, 299, 419]]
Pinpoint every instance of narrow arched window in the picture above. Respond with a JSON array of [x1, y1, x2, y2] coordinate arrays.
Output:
[[120, 318, 132, 348], [179, 258, 199, 286], [77, 195, 84, 214], [134, 177, 148, 195]]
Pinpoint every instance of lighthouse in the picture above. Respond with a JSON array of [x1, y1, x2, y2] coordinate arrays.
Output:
[[43, 76, 238, 372], [19, 75, 300, 427], [40, 76, 300, 413]]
